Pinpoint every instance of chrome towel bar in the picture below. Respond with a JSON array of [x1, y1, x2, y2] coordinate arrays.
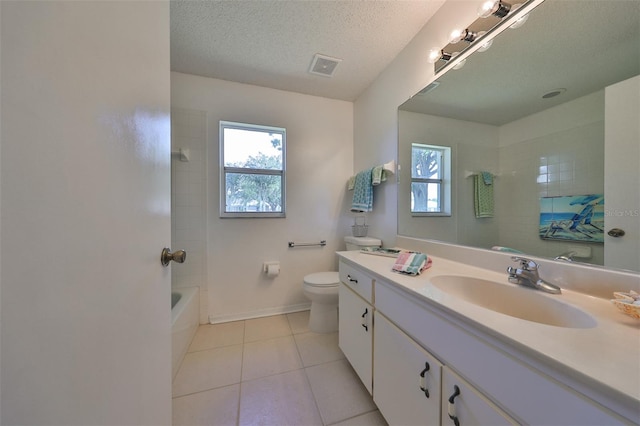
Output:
[[288, 240, 326, 248]]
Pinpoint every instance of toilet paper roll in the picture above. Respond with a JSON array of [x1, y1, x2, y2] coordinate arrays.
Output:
[[267, 263, 280, 277]]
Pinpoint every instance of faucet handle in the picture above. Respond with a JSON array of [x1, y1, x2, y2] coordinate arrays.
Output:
[[511, 256, 538, 270]]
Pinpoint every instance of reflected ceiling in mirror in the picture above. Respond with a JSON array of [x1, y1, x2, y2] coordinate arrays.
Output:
[[404, 1, 639, 123], [398, 0, 640, 272]]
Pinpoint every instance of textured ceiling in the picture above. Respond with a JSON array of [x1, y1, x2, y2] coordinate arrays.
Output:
[[170, 0, 445, 101], [400, 0, 640, 125]]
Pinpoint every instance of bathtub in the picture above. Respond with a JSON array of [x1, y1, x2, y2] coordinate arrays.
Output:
[[171, 287, 199, 379]]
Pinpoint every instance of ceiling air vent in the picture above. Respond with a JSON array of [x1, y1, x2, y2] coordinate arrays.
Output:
[[309, 54, 342, 77]]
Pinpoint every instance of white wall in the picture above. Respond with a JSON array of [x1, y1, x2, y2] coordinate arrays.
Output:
[[353, 0, 480, 245], [604, 75, 640, 270], [171, 72, 354, 322]]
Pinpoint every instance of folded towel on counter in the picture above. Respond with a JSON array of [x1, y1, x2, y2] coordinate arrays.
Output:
[[351, 168, 374, 212], [474, 173, 494, 218], [392, 251, 432, 276]]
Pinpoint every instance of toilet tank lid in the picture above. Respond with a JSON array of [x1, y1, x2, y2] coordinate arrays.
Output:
[[344, 236, 382, 246], [304, 272, 339, 286]]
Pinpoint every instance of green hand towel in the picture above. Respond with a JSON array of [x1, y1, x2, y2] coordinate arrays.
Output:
[[474, 174, 494, 218]]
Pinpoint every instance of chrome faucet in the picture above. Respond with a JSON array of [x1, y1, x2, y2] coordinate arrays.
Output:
[[554, 251, 576, 262], [507, 256, 561, 294]]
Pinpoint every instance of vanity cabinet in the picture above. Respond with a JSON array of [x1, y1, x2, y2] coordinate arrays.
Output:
[[338, 258, 629, 426], [338, 264, 374, 394], [373, 312, 442, 425]]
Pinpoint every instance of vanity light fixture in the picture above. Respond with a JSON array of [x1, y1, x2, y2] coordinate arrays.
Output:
[[449, 28, 479, 44], [478, 0, 512, 19], [427, 49, 453, 64], [429, 0, 534, 73]]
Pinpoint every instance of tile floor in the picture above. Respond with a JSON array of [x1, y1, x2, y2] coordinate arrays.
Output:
[[172, 311, 388, 426]]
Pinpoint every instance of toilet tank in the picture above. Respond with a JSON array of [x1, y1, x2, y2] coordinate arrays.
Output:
[[344, 236, 382, 251]]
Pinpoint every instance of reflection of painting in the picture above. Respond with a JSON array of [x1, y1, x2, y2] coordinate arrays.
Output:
[[539, 194, 604, 242]]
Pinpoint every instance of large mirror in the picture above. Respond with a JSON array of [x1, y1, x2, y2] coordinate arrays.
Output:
[[398, 0, 639, 272]]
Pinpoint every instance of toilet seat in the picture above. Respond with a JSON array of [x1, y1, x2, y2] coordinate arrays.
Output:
[[303, 272, 339, 287]]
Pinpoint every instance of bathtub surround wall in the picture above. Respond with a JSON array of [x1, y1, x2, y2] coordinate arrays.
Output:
[[171, 108, 209, 324], [171, 72, 354, 323], [171, 287, 199, 379]]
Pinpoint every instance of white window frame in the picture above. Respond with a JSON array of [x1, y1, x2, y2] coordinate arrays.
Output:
[[410, 143, 452, 216], [219, 121, 286, 218]]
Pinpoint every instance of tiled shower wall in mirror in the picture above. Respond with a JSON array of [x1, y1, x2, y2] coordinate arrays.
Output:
[[496, 91, 604, 264]]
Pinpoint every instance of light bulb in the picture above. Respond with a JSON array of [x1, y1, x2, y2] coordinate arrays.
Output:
[[449, 29, 464, 44], [427, 49, 442, 64], [449, 28, 478, 44], [450, 52, 466, 70], [474, 31, 492, 52], [509, 13, 529, 29], [478, 0, 512, 18], [453, 59, 467, 70], [477, 39, 493, 52]]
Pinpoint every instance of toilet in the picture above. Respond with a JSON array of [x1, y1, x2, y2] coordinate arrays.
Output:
[[303, 236, 382, 333]]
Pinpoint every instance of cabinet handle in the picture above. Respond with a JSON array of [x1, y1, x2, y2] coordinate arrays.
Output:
[[418, 362, 430, 398], [447, 385, 461, 426], [347, 274, 358, 284], [361, 308, 368, 332]]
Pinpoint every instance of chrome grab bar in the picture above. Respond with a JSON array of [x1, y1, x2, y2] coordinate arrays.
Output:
[[288, 240, 326, 248]]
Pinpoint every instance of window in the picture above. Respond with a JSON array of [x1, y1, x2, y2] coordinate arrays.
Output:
[[410, 143, 451, 216], [220, 121, 286, 218]]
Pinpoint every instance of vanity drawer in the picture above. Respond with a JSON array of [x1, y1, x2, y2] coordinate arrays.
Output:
[[339, 261, 374, 303]]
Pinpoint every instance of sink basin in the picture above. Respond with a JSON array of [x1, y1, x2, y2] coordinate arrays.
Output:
[[431, 275, 596, 328]]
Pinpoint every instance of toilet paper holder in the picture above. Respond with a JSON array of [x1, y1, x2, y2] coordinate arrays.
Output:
[[263, 261, 280, 277]]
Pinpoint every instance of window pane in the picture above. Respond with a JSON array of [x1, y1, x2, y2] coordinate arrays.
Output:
[[411, 182, 441, 213], [411, 145, 441, 179], [225, 173, 282, 213], [223, 127, 283, 170]]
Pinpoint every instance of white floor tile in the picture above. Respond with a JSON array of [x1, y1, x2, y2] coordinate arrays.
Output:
[[287, 310, 311, 334], [172, 384, 240, 426], [242, 335, 302, 381], [172, 344, 243, 397], [188, 321, 245, 352], [239, 369, 323, 426], [329, 410, 388, 426], [305, 359, 377, 425], [244, 315, 292, 342], [294, 331, 344, 367]]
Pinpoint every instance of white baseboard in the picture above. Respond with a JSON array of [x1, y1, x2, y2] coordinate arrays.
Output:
[[209, 302, 311, 324]]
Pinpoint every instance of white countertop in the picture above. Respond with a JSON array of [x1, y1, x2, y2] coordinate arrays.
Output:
[[338, 250, 640, 417]]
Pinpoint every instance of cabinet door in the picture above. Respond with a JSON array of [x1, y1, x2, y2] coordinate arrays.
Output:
[[339, 283, 373, 394], [442, 367, 517, 426], [374, 313, 442, 426]]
